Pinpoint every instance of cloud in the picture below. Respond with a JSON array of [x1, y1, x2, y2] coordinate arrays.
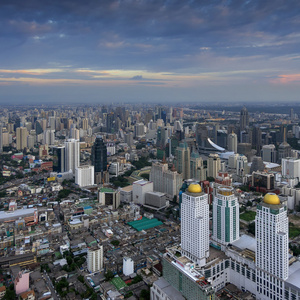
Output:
[[131, 75, 143, 80]]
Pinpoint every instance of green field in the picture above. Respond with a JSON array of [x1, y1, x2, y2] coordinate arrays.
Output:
[[240, 211, 256, 222], [111, 276, 127, 290]]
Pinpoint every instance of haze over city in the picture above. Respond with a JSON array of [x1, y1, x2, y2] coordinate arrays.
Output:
[[1, 0, 300, 103]]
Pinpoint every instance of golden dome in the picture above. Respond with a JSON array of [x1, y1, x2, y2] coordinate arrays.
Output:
[[263, 193, 280, 205], [187, 183, 202, 194]]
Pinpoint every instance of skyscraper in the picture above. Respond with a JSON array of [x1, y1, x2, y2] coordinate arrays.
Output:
[[181, 183, 209, 266], [52, 146, 65, 173], [255, 193, 288, 299], [212, 186, 239, 246], [227, 132, 237, 153], [207, 153, 221, 179], [175, 141, 190, 180], [262, 144, 276, 163], [64, 139, 80, 174], [87, 245, 103, 273], [240, 106, 249, 131], [91, 136, 107, 184], [16, 127, 28, 151]]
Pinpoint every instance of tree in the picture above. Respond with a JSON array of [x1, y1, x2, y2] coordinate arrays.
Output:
[[111, 240, 120, 247], [140, 289, 150, 300], [248, 222, 255, 236], [104, 270, 114, 281]]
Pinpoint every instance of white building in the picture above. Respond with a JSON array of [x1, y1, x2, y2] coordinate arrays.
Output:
[[207, 154, 221, 178], [228, 153, 239, 169], [87, 245, 103, 273], [123, 257, 134, 276], [132, 179, 153, 205], [75, 165, 94, 187], [65, 138, 80, 174], [43, 129, 55, 145], [109, 162, 119, 176], [236, 154, 248, 176], [181, 183, 209, 266], [212, 186, 239, 246], [282, 157, 300, 180], [255, 193, 289, 300]]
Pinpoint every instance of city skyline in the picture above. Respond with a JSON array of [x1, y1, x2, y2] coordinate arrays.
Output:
[[1, 0, 300, 103]]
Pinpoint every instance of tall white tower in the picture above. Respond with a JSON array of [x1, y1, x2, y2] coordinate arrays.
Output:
[[87, 245, 103, 273], [227, 132, 237, 153], [255, 193, 288, 300], [212, 186, 239, 246], [181, 183, 209, 266], [65, 139, 80, 174]]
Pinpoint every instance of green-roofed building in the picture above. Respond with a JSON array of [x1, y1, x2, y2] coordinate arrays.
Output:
[[128, 217, 163, 231]]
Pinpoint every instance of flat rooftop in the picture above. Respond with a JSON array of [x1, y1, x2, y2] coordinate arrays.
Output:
[[127, 217, 163, 231]]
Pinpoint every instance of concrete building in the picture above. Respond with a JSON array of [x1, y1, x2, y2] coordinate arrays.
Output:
[[262, 144, 276, 163], [255, 193, 288, 300], [149, 162, 182, 199], [207, 154, 221, 179], [134, 123, 145, 138], [282, 157, 300, 180], [190, 151, 206, 181], [227, 132, 237, 153], [145, 191, 168, 209], [236, 155, 248, 176], [123, 257, 134, 276], [87, 245, 103, 273], [212, 186, 239, 246], [16, 127, 28, 150], [98, 187, 120, 209], [52, 146, 65, 173], [64, 139, 80, 174], [120, 185, 133, 203], [181, 183, 209, 267], [91, 136, 107, 184], [175, 141, 190, 180], [132, 179, 153, 205], [43, 128, 55, 145], [75, 165, 94, 187]]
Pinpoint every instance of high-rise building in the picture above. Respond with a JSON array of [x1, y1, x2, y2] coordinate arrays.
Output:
[[190, 151, 206, 181], [227, 132, 237, 153], [255, 193, 288, 299], [281, 157, 300, 180], [262, 144, 276, 163], [124, 132, 134, 147], [64, 139, 80, 174], [75, 165, 94, 187], [236, 154, 248, 176], [181, 183, 209, 266], [43, 128, 55, 145], [212, 186, 239, 246], [252, 126, 262, 156], [0, 126, 3, 153], [278, 127, 292, 163], [53, 146, 65, 173], [207, 154, 221, 179], [91, 136, 107, 184], [175, 141, 190, 180], [16, 127, 28, 151], [240, 106, 249, 131], [82, 118, 88, 130], [87, 245, 103, 273], [149, 162, 182, 199], [134, 123, 145, 138]]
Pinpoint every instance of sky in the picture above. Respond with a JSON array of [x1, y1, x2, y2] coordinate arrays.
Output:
[[0, 0, 300, 104]]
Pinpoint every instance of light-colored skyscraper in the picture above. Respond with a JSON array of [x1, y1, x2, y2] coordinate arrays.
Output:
[[212, 186, 239, 246], [87, 245, 103, 273], [255, 193, 288, 300], [207, 153, 221, 179], [236, 154, 248, 176], [16, 127, 28, 151], [43, 129, 55, 145], [175, 141, 190, 180], [262, 144, 276, 163], [227, 132, 237, 153], [65, 139, 80, 174], [240, 106, 249, 131], [181, 183, 209, 266]]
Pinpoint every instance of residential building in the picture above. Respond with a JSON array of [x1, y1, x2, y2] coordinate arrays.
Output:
[[75, 165, 94, 187], [64, 139, 80, 174], [87, 245, 103, 273]]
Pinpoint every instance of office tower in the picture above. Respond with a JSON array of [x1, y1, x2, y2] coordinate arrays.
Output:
[[207, 154, 221, 179], [150, 162, 182, 198], [82, 118, 88, 130], [64, 139, 80, 174], [75, 165, 94, 187], [212, 186, 239, 246], [181, 183, 209, 266], [35, 120, 43, 135], [278, 127, 292, 163], [228, 153, 239, 169], [16, 127, 28, 151], [53, 146, 65, 173], [216, 130, 227, 149], [124, 132, 133, 147], [250, 156, 265, 173], [190, 151, 206, 181], [27, 135, 35, 150], [227, 132, 237, 153], [252, 125, 262, 156], [255, 193, 288, 299], [236, 155, 248, 176], [91, 136, 107, 184], [132, 179, 153, 205], [262, 144, 276, 163], [98, 187, 120, 209], [240, 106, 249, 131], [48, 116, 56, 130], [134, 122, 145, 138], [106, 112, 115, 133], [43, 129, 55, 145], [87, 245, 103, 273], [175, 141, 190, 180]]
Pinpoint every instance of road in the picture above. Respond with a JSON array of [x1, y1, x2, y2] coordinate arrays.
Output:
[[43, 270, 60, 300]]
